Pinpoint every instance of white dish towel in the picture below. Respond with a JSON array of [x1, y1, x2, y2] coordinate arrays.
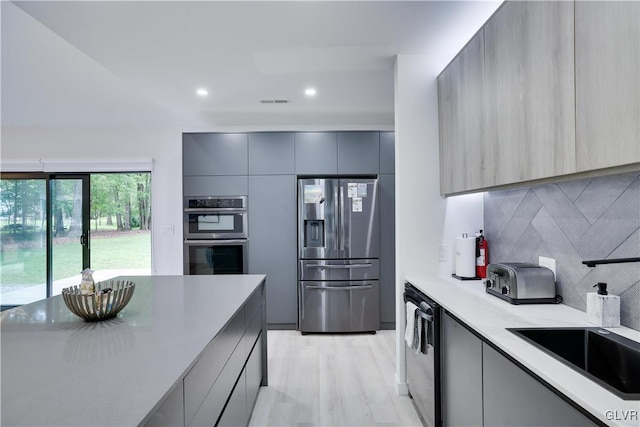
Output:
[[404, 301, 422, 354]]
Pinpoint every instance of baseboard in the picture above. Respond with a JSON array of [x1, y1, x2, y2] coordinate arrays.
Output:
[[395, 373, 409, 396], [380, 322, 396, 330], [267, 323, 297, 330]]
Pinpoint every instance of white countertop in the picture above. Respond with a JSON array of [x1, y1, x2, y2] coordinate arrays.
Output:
[[406, 275, 640, 427], [0, 274, 266, 427]]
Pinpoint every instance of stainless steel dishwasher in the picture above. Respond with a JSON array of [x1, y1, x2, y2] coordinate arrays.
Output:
[[404, 282, 442, 427]]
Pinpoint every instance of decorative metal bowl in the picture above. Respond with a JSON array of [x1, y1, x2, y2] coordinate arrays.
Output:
[[61, 280, 135, 321]]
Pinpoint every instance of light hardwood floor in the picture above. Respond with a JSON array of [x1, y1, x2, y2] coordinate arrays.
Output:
[[249, 330, 422, 427]]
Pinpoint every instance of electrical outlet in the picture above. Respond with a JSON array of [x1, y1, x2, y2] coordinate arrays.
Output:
[[160, 225, 175, 235], [439, 245, 448, 262], [539, 256, 556, 280]]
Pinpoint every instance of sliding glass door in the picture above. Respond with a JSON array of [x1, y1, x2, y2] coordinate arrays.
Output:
[[50, 176, 90, 297], [0, 173, 89, 308], [0, 177, 48, 306]]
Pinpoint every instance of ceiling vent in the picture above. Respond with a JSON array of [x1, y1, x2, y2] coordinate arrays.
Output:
[[260, 99, 290, 104]]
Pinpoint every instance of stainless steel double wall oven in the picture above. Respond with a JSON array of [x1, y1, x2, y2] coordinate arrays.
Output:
[[183, 196, 248, 275]]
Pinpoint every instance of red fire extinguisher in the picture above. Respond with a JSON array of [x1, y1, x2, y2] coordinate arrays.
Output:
[[476, 230, 489, 278]]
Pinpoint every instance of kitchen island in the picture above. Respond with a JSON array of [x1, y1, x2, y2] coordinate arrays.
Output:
[[0, 274, 267, 427], [405, 276, 640, 427]]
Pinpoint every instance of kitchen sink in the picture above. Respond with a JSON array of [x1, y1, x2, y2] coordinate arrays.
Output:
[[508, 327, 640, 400]]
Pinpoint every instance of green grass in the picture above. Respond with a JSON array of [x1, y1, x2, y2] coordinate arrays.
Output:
[[0, 232, 150, 285]]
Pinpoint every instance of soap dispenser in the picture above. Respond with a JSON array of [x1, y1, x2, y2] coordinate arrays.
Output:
[[586, 282, 620, 327]]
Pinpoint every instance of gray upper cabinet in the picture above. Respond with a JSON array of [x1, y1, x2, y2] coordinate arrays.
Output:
[[438, 30, 488, 195], [248, 133, 295, 175], [294, 132, 338, 175], [484, 0, 576, 186], [575, 1, 640, 171], [183, 133, 248, 176], [379, 132, 395, 174], [183, 176, 248, 197], [337, 132, 380, 175]]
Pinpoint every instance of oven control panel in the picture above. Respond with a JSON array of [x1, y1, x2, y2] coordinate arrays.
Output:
[[185, 196, 247, 209]]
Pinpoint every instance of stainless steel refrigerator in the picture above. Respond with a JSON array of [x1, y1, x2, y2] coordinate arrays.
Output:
[[297, 178, 380, 333]]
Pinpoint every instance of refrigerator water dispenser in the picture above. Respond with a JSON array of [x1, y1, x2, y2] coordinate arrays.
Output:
[[304, 220, 325, 248]]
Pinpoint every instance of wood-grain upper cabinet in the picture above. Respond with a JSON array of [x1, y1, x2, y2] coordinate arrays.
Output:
[[438, 30, 488, 194], [575, 1, 640, 171], [483, 0, 576, 186]]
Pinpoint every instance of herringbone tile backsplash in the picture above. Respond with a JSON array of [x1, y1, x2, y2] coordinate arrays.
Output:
[[484, 172, 640, 331]]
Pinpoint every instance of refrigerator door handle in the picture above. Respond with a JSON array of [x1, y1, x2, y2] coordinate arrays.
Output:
[[339, 186, 345, 253], [306, 263, 372, 269], [306, 285, 373, 291]]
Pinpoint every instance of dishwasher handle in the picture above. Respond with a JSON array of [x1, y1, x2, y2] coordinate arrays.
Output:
[[417, 302, 436, 349], [415, 308, 433, 323]]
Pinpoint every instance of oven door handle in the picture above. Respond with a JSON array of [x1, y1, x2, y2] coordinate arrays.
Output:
[[184, 239, 248, 245], [184, 208, 246, 214]]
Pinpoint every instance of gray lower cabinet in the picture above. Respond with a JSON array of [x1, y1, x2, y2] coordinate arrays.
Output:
[[245, 334, 263, 413], [217, 371, 247, 427], [219, 332, 264, 427], [482, 343, 596, 427], [144, 382, 185, 427], [441, 312, 483, 427], [144, 285, 265, 427], [337, 132, 380, 175], [248, 175, 297, 328], [440, 311, 596, 427], [575, 1, 640, 171]]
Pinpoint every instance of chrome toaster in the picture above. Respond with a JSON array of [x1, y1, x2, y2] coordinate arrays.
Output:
[[485, 263, 559, 304]]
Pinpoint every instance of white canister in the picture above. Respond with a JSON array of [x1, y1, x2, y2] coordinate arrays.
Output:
[[455, 234, 477, 278]]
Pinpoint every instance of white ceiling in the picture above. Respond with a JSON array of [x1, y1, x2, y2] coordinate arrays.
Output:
[[1, 1, 502, 130]]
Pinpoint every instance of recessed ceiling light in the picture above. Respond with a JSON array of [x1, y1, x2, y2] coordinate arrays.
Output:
[[304, 87, 317, 97], [196, 88, 209, 96]]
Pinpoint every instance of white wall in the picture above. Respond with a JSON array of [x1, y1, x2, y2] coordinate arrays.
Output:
[[1, 126, 184, 275], [439, 193, 485, 278], [393, 55, 483, 394]]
